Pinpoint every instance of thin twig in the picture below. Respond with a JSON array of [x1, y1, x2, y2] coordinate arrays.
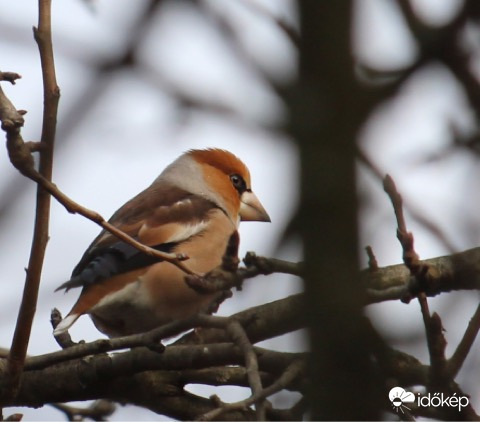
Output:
[[3, 0, 59, 401], [424, 310, 448, 389], [448, 302, 480, 378], [358, 149, 457, 252], [382, 175, 435, 298], [50, 399, 116, 421], [185, 231, 240, 293], [226, 320, 267, 420], [417, 293, 431, 327], [365, 245, 378, 270], [27, 315, 203, 370], [28, 294, 306, 370], [198, 359, 305, 421], [8, 343, 304, 415], [383, 175, 450, 390], [28, 171, 194, 274], [0, 71, 22, 84], [186, 246, 303, 295], [0, 85, 25, 130], [383, 175, 422, 272], [50, 308, 77, 349], [0, 78, 194, 278]]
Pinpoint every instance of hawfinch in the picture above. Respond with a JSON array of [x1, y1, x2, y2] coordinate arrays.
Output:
[[54, 148, 270, 338]]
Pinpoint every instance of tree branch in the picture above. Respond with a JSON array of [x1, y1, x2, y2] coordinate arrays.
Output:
[[2, 0, 59, 401], [198, 359, 305, 421], [362, 246, 480, 302], [226, 320, 266, 420], [381, 174, 478, 419], [448, 303, 480, 378], [50, 309, 77, 349], [28, 295, 305, 370], [50, 399, 115, 421], [4, 344, 302, 408], [0, 71, 22, 85]]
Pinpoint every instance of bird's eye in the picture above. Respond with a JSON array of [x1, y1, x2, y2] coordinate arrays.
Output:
[[230, 174, 247, 193]]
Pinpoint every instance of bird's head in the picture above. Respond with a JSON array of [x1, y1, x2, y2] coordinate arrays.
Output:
[[160, 148, 270, 225]]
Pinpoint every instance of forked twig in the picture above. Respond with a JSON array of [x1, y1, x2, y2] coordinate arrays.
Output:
[[197, 360, 305, 421], [227, 320, 267, 420], [383, 175, 449, 388]]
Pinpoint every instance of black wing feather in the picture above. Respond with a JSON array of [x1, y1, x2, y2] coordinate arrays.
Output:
[[55, 241, 176, 292]]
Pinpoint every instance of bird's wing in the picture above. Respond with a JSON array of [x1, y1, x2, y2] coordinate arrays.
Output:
[[56, 183, 218, 292]]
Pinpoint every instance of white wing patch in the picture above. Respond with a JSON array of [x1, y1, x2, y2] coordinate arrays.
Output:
[[92, 279, 151, 310], [165, 220, 209, 243]]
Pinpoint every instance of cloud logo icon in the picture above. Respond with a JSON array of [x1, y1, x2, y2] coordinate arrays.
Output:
[[389, 387, 415, 413]]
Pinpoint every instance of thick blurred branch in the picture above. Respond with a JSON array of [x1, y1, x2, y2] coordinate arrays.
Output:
[[396, 0, 480, 149], [292, 2, 384, 419]]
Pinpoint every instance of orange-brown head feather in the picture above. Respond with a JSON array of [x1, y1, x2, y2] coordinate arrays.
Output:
[[188, 149, 252, 222], [188, 149, 251, 186]]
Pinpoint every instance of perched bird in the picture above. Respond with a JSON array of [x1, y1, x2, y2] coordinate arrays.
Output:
[[54, 148, 270, 338]]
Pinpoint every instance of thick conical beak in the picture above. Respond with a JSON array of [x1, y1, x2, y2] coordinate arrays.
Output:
[[239, 191, 271, 222]]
